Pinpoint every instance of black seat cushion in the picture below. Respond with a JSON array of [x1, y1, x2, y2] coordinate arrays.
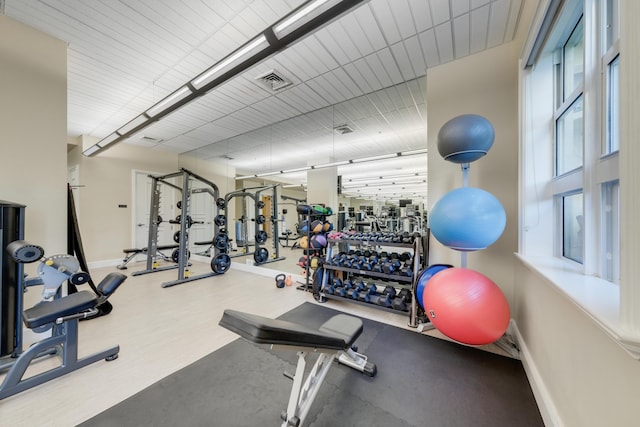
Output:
[[219, 310, 363, 351], [23, 291, 97, 329]]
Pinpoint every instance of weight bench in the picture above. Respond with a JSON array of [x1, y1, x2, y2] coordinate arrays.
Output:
[[0, 272, 127, 400], [219, 309, 376, 427], [117, 244, 179, 269]]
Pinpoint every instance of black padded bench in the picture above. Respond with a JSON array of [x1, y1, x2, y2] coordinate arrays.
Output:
[[0, 272, 126, 400], [219, 309, 376, 427]]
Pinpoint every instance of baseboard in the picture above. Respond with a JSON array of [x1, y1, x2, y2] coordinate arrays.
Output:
[[231, 260, 305, 283], [511, 321, 564, 427]]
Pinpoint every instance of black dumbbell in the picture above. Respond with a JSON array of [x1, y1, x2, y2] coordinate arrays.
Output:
[[399, 266, 413, 277], [382, 286, 397, 299], [382, 262, 396, 275], [392, 298, 408, 311], [377, 294, 393, 307], [397, 288, 412, 302]]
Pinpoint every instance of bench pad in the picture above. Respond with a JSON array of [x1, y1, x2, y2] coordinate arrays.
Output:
[[219, 310, 362, 351], [23, 291, 97, 329]]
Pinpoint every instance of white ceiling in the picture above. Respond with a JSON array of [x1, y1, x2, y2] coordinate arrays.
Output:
[[3, 0, 524, 203]]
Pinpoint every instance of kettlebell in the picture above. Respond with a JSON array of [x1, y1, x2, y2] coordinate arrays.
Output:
[[275, 273, 286, 288]]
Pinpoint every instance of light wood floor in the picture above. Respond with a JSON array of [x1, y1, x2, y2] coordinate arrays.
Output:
[[0, 259, 511, 426]]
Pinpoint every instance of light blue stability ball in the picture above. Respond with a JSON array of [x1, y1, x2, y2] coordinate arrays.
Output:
[[430, 187, 506, 251], [437, 114, 495, 163]]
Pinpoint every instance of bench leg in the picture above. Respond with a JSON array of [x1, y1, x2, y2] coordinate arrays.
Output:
[[0, 320, 119, 400], [338, 347, 377, 377], [281, 351, 335, 427]]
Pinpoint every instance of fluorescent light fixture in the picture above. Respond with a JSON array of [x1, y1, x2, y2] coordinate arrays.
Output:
[[283, 166, 313, 173], [400, 148, 428, 156], [83, 145, 100, 156], [273, 0, 339, 38], [83, 0, 367, 157], [146, 86, 192, 117], [117, 115, 148, 136], [256, 171, 283, 177], [315, 160, 350, 168], [191, 35, 269, 89], [351, 153, 399, 163], [97, 133, 120, 148], [235, 173, 259, 180], [342, 179, 427, 189], [347, 172, 427, 182]]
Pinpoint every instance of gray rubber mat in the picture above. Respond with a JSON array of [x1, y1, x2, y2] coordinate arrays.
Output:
[[81, 302, 543, 427]]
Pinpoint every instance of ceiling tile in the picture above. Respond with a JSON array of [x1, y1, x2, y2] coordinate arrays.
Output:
[[429, 0, 451, 26], [434, 21, 455, 64], [453, 13, 471, 58], [470, 4, 491, 54]]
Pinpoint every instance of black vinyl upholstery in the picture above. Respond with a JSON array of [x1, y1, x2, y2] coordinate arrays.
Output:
[[23, 291, 97, 329], [219, 310, 362, 351]]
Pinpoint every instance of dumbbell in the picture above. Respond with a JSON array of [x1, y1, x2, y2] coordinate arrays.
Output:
[[398, 288, 411, 302], [377, 294, 393, 308], [382, 285, 397, 299], [398, 265, 413, 277], [391, 298, 408, 311]]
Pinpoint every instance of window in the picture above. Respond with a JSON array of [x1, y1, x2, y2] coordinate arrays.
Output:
[[519, 0, 634, 355], [555, 95, 583, 175], [603, 0, 620, 155], [601, 181, 620, 282], [561, 192, 584, 263], [522, 0, 620, 273]]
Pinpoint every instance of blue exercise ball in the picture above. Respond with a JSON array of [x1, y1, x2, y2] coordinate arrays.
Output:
[[437, 114, 495, 163], [430, 187, 506, 251], [416, 264, 452, 309]]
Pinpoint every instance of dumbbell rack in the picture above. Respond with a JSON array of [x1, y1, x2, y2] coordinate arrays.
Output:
[[295, 208, 329, 294], [320, 235, 426, 327]]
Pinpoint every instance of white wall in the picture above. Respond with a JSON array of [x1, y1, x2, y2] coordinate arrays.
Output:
[[0, 16, 67, 255], [426, 40, 521, 305]]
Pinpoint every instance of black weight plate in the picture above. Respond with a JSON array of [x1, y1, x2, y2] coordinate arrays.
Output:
[[211, 253, 231, 274], [214, 214, 226, 226], [255, 230, 268, 244], [253, 247, 269, 264], [214, 233, 230, 250]]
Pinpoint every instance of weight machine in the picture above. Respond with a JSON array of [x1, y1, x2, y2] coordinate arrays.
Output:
[[132, 168, 231, 287], [223, 184, 285, 266]]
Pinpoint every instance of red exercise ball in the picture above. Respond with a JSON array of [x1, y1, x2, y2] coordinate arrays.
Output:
[[422, 267, 510, 346]]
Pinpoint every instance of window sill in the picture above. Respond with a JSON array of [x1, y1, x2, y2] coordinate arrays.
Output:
[[516, 254, 640, 359]]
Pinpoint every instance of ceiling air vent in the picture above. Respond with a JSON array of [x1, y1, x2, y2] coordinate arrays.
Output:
[[333, 124, 354, 135], [255, 69, 292, 91]]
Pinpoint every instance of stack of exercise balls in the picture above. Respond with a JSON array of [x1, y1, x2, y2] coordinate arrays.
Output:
[[421, 114, 510, 346]]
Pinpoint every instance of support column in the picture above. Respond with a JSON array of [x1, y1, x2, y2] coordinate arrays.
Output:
[[307, 166, 338, 210]]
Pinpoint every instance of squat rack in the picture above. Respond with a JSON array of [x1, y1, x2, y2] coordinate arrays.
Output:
[[223, 184, 285, 266], [132, 168, 229, 287]]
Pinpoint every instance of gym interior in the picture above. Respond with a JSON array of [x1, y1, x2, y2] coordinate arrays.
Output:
[[1, 1, 640, 426]]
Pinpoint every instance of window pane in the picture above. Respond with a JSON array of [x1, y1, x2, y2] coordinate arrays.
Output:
[[563, 18, 584, 99], [563, 192, 584, 263], [556, 95, 583, 175], [602, 181, 620, 282], [607, 55, 620, 153], [605, 0, 619, 51]]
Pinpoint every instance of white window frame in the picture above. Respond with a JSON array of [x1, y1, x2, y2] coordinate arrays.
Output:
[[518, 0, 633, 356]]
